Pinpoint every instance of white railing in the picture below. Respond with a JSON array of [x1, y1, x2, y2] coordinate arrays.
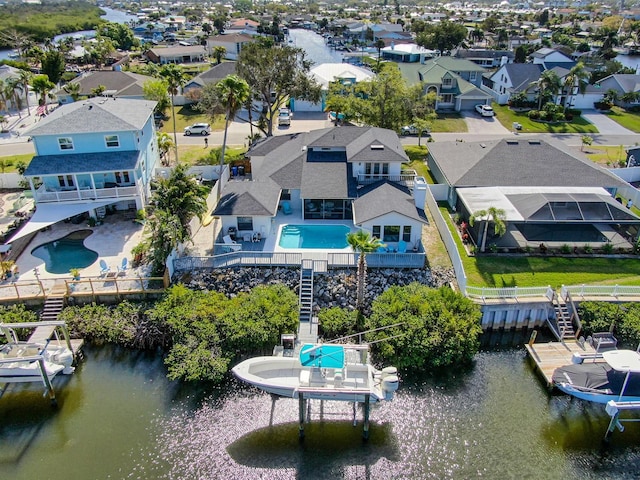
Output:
[[562, 284, 640, 298], [34, 184, 139, 203], [357, 172, 416, 186], [423, 182, 467, 292], [466, 286, 554, 301]]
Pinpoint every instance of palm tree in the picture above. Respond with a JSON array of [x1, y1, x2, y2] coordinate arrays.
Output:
[[157, 132, 174, 166], [346, 230, 384, 311], [215, 74, 250, 199], [562, 62, 589, 112], [213, 46, 226, 65], [16, 69, 32, 115], [469, 207, 507, 253], [158, 64, 187, 163], [5, 78, 24, 117], [375, 39, 385, 70], [530, 70, 561, 110], [620, 91, 640, 107], [30, 74, 55, 111], [63, 81, 81, 102]]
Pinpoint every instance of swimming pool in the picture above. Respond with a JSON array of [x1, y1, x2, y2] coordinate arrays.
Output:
[[278, 224, 351, 249], [31, 230, 99, 274]]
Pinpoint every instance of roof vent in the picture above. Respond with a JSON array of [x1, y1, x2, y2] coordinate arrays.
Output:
[[302, 146, 307, 151], [371, 144, 384, 150], [529, 140, 540, 145], [506, 140, 518, 145], [88, 105, 93, 110], [480, 143, 486, 148]]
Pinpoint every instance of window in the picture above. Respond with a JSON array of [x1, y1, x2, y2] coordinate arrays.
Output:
[[403, 226, 412, 242], [237, 216, 253, 231], [105, 135, 119, 148], [281, 189, 291, 201], [372, 225, 381, 239], [442, 78, 452, 87], [115, 171, 130, 184], [442, 94, 453, 104], [383, 225, 400, 242], [58, 137, 74, 150], [58, 175, 74, 188], [470, 72, 477, 81]]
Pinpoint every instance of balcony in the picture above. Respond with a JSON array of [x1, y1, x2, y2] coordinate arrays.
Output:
[[34, 182, 140, 203], [357, 170, 417, 187]]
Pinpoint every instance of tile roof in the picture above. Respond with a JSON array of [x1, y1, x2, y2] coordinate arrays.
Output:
[[26, 98, 156, 136], [24, 151, 140, 176], [428, 137, 628, 188]]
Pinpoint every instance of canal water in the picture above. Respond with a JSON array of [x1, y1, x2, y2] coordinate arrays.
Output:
[[1, 343, 639, 479]]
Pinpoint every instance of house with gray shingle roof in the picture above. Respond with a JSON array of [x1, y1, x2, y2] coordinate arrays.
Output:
[[427, 137, 639, 250], [214, 127, 428, 250], [182, 62, 237, 101], [55, 71, 154, 105], [485, 63, 544, 104], [595, 74, 640, 109], [398, 57, 492, 112], [9, 98, 160, 242]]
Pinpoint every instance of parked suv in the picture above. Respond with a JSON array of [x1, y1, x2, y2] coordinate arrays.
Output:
[[278, 107, 292, 126], [184, 123, 211, 135], [475, 104, 495, 117]]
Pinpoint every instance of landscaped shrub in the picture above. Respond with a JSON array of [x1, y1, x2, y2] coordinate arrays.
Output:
[[594, 100, 613, 110], [528, 110, 541, 120], [577, 301, 617, 336], [618, 303, 640, 348], [0, 304, 39, 343], [584, 244, 593, 254], [602, 243, 614, 254], [560, 244, 571, 254], [318, 307, 360, 340]]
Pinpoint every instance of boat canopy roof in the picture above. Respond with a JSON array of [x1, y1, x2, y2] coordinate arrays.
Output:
[[299, 344, 345, 369], [603, 350, 640, 373]]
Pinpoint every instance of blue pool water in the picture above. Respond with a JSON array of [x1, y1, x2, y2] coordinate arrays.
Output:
[[279, 224, 350, 249], [31, 230, 99, 274]]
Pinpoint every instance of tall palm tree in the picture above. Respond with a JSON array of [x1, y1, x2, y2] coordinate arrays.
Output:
[[530, 70, 561, 110], [30, 74, 55, 111], [158, 64, 187, 163], [63, 81, 81, 102], [215, 74, 250, 199], [5, 78, 24, 117], [157, 132, 175, 166], [16, 69, 32, 115], [0, 79, 9, 114], [469, 207, 507, 253], [213, 46, 226, 65], [562, 62, 589, 112], [347, 230, 384, 311]]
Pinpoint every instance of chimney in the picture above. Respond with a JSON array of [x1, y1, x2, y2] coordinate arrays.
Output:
[[413, 176, 427, 209]]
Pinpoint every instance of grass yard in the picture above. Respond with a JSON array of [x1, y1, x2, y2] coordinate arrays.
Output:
[[585, 145, 629, 167], [431, 113, 467, 132], [604, 106, 640, 132], [439, 205, 640, 289], [174, 145, 246, 166], [493, 104, 599, 134], [403, 146, 436, 183], [160, 106, 225, 133], [0, 153, 33, 173]]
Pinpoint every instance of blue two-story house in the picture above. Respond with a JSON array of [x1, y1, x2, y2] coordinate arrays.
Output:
[[12, 98, 159, 241]]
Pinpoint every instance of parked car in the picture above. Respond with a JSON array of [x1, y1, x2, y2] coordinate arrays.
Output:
[[475, 104, 495, 117], [278, 107, 291, 126], [184, 123, 211, 136], [400, 125, 430, 136]]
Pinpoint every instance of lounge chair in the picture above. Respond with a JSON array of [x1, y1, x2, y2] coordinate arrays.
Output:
[[223, 235, 241, 251], [99, 259, 111, 276], [282, 201, 292, 215], [377, 246, 388, 253], [397, 240, 407, 253], [117, 258, 128, 276]]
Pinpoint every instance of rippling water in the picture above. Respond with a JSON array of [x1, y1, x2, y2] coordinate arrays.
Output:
[[3, 344, 639, 479]]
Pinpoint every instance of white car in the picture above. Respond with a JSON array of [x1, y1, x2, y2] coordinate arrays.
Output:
[[475, 104, 495, 117], [401, 125, 431, 136], [278, 108, 292, 126], [184, 123, 211, 136]]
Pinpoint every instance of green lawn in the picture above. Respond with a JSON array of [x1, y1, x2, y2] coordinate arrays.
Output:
[[493, 104, 599, 134], [431, 113, 467, 132], [160, 105, 225, 133], [403, 145, 436, 183], [0, 153, 33, 173], [604, 106, 640, 133], [585, 145, 629, 167], [176, 145, 246, 166], [439, 205, 640, 289]]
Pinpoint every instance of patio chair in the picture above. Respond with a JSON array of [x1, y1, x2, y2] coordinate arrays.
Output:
[[117, 258, 128, 276], [223, 235, 241, 252], [397, 240, 407, 253], [377, 246, 388, 253], [99, 259, 111, 277], [282, 201, 292, 215]]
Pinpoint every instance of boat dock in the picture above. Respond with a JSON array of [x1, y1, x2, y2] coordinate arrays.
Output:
[[525, 339, 602, 387]]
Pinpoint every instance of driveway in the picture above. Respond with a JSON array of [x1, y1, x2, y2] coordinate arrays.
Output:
[[581, 109, 635, 135], [461, 110, 511, 135]]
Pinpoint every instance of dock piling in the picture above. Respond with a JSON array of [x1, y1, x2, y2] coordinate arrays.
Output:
[[37, 358, 56, 406], [363, 395, 371, 440], [298, 393, 305, 439]]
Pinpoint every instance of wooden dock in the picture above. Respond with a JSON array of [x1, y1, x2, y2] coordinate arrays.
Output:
[[525, 340, 603, 387]]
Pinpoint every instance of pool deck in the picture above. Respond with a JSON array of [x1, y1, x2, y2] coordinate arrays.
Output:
[[10, 212, 146, 282]]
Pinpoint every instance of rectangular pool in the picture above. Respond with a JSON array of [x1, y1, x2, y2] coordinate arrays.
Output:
[[278, 224, 351, 249]]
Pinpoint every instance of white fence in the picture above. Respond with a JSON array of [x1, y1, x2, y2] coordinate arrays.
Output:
[[423, 183, 467, 291], [428, 183, 449, 202], [466, 286, 554, 301], [562, 284, 640, 299]]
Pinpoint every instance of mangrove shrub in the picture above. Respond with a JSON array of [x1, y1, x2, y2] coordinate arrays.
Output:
[[578, 301, 640, 348], [366, 284, 482, 369], [318, 307, 360, 340]]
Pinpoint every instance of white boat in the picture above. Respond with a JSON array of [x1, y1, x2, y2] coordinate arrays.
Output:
[[232, 343, 399, 403], [0, 342, 75, 383], [552, 349, 640, 404]]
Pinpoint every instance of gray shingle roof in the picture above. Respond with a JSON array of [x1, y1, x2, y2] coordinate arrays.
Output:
[[495, 64, 543, 91], [26, 98, 156, 136], [353, 181, 428, 224], [428, 137, 628, 188], [213, 177, 281, 216], [186, 62, 237, 88], [24, 151, 140, 176], [54, 71, 152, 97]]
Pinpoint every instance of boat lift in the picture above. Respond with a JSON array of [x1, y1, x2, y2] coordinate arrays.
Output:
[[604, 344, 640, 440]]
